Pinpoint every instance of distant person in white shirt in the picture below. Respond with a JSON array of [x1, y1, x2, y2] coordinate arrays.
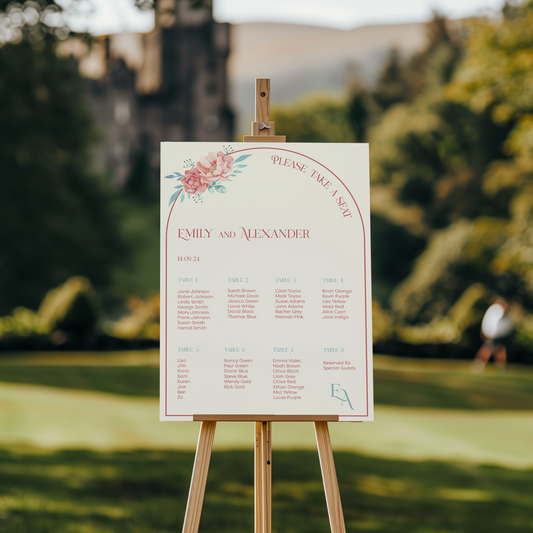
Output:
[[473, 298, 513, 372]]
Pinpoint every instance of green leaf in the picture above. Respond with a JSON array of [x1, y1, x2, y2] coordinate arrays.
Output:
[[233, 154, 252, 164], [217, 185, 227, 194], [169, 191, 181, 205]]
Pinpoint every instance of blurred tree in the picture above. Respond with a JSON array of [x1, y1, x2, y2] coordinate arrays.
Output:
[[408, 14, 462, 96], [270, 95, 355, 143], [445, 0, 533, 314], [371, 15, 462, 114], [124, 136, 151, 198], [447, 0, 533, 160], [38, 276, 102, 336], [344, 15, 464, 145], [370, 213, 426, 303], [368, 10, 516, 229], [372, 49, 412, 111], [370, 95, 511, 227], [391, 218, 512, 323], [0, 36, 127, 314], [379, 1, 533, 357], [0, 1, 73, 45], [346, 87, 378, 142]]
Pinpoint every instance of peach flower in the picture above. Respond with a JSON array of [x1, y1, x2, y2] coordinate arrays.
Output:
[[197, 151, 234, 183]]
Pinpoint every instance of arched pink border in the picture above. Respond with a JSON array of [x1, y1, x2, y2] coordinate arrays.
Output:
[[164, 147, 370, 418]]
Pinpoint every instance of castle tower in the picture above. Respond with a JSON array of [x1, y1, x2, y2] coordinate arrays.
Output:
[[88, 0, 234, 189]]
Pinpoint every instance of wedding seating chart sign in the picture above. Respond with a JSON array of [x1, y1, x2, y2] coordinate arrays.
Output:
[[160, 143, 373, 421]]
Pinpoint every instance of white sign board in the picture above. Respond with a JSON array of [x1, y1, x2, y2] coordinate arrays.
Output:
[[160, 143, 373, 421]]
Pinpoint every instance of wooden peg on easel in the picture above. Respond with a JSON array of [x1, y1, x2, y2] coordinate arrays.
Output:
[[243, 79, 286, 142]]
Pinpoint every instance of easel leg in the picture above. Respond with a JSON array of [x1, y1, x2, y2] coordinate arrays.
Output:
[[255, 421, 272, 533], [314, 421, 346, 533], [262, 422, 272, 533], [182, 421, 217, 533], [254, 422, 263, 533]]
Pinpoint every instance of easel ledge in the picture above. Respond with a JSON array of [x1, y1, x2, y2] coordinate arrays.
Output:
[[181, 79, 348, 533], [194, 414, 338, 421]]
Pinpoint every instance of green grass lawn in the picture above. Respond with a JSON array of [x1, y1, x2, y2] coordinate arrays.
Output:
[[1, 352, 533, 532], [0, 448, 532, 533], [2, 351, 533, 409], [0, 365, 159, 398]]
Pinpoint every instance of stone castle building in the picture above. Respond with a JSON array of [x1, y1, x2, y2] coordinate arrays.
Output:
[[82, 0, 233, 189]]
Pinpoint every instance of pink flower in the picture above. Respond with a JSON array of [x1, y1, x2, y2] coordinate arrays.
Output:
[[182, 168, 209, 194], [196, 151, 234, 183]]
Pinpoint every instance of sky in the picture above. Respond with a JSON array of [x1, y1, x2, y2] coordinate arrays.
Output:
[[214, 0, 506, 29], [65, 0, 507, 35]]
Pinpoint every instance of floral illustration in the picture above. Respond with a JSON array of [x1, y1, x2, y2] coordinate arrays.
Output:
[[182, 168, 208, 195], [165, 147, 252, 205], [197, 151, 234, 183]]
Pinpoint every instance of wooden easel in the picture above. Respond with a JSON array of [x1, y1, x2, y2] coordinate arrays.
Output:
[[181, 79, 347, 533]]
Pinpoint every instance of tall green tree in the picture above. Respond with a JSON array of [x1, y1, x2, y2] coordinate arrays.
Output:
[[375, 2, 533, 356], [369, 12, 515, 229], [0, 36, 126, 314], [447, 0, 533, 161]]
